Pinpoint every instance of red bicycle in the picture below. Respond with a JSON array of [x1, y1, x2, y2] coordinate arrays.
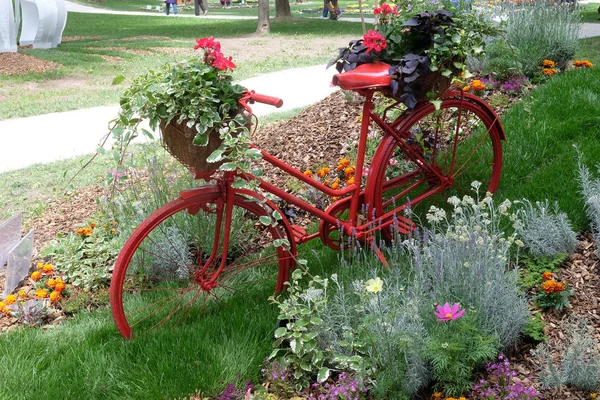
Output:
[[109, 62, 505, 339]]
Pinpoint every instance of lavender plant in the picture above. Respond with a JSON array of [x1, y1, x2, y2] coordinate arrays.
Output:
[[532, 316, 600, 391], [513, 199, 577, 257], [8, 299, 48, 326], [309, 373, 368, 400]]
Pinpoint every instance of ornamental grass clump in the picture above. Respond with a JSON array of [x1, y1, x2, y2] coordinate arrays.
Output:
[[577, 149, 600, 257], [513, 199, 578, 257]]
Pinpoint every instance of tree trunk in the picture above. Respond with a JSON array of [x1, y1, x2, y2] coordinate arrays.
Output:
[[275, 0, 291, 17], [256, 0, 270, 34]]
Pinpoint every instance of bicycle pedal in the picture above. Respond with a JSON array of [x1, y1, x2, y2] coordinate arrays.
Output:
[[290, 225, 307, 243]]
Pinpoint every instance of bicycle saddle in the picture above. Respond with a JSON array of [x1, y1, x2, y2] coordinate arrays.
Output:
[[332, 62, 391, 90]]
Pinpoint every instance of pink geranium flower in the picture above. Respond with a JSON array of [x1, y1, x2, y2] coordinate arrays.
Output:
[[434, 302, 465, 322]]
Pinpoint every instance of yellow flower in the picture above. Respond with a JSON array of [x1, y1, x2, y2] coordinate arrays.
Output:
[[590, 393, 597, 399], [447, 398, 457, 400], [346, 176, 355, 185], [43, 264, 54, 275], [303, 170, 313, 178], [36, 289, 48, 299], [47, 279, 56, 289], [432, 393, 444, 399], [317, 167, 330, 178], [365, 277, 384, 293], [18, 290, 27, 299], [331, 178, 341, 190], [37, 262, 44, 270], [5, 294, 16, 305], [337, 157, 351, 171], [0, 301, 5, 309], [471, 80, 485, 91], [542, 271, 552, 280], [462, 85, 471, 92], [344, 166, 355, 178], [49, 291, 61, 303], [31, 271, 42, 281], [458, 397, 467, 400], [55, 281, 66, 292]]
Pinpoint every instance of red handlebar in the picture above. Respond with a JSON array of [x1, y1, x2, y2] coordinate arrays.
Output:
[[249, 92, 283, 108]]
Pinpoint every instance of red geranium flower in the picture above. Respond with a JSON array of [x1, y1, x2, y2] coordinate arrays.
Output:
[[194, 36, 221, 51], [211, 50, 237, 71], [363, 30, 387, 54], [374, 3, 398, 15]]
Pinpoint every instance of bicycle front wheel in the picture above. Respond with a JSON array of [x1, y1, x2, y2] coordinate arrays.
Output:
[[369, 95, 504, 219], [110, 187, 294, 339]]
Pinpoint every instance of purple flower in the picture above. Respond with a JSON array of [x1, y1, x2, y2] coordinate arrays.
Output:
[[434, 302, 465, 321]]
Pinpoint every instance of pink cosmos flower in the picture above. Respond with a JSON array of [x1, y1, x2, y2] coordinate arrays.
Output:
[[362, 166, 370, 177], [108, 169, 126, 180], [389, 158, 398, 166], [434, 302, 465, 322], [363, 30, 387, 54]]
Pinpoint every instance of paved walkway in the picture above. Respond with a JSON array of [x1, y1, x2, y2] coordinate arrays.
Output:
[[0, 65, 338, 173], [1, 5, 599, 173]]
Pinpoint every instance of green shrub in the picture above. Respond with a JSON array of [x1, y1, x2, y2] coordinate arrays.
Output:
[[502, 0, 581, 76], [482, 39, 523, 80]]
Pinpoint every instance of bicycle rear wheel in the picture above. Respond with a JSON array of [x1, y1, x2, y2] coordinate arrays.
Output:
[[369, 95, 503, 222], [110, 187, 294, 339]]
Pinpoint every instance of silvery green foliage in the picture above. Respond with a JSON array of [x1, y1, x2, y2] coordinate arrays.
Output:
[[8, 299, 48, 326], [577, 150, 600, 257], [150, 226, 194, 279], [514, 199, 577, 257], [532, 316, 600, 391], [412, 184, 529, 347], [501, 0, 581, 76], [319, 269, 429, 398]]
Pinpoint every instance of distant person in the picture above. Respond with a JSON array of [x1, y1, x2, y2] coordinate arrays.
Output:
[[325, 0, 341, 19], [194, 0, 208, 15], [220, 0, 231, 7], [165, 0, 178, 15]]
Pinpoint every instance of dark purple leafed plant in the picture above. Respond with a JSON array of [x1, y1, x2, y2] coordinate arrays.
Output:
[[472, 354, 540, 400]]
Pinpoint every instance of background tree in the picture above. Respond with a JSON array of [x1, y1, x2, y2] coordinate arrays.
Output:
[[275, 0, 291, 17], [256, 0, 270, 33]]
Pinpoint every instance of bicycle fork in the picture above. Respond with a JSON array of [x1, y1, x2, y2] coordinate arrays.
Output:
[[194, 173, 236, 291]]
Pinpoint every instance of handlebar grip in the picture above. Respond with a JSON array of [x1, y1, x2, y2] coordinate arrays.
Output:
[[251, 93, 284, 108]]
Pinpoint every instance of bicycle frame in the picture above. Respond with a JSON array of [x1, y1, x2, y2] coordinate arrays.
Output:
[[238, 89, 452, 244]]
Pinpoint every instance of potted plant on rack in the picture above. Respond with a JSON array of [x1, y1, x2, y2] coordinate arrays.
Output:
[[329, 4, 502, 109], [109, 36, 261, 181]]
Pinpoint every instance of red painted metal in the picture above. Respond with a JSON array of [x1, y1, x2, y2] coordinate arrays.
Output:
[[112, 84, 506, 339], [332, 62, 392, 90]]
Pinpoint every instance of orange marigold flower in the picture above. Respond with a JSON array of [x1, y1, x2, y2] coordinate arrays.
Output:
[[37, 262, 44, 270], [332, 196, 340, 201], [347, 176, 355, 185], [317, 167, 331, 178], [303, 170, 313, 178], [110, 228, 116, 235], [42, 264, 54, 275], [462, 85, 471, 92], [49, 291, 61, 303], [337, 157, 351, 171], [471, 80, 485, 91], [543, 59, 555, 67], [1, 307, 10, 316], [90, 223, 96, 229], [432, 393, 444, 399], [542, 271, 553, 280], [543, 279, 565, 294], [31, 271, 42, 281], [18, 290, 27, 299], [5, 294, 16, 305], [583, 60, 593, 68], [574, 60, 583, 67], [35, 289, 48, 299], [344, 166, 355, 178], [542, 68, 557, 76], [323, 179, 331, 186], [0, 301, 5, 309], [331, 178, 341, 190], [47, 279, 56, 289], [55, 281, 66, 292]]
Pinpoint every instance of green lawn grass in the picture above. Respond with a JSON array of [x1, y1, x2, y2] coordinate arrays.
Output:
[[0, 13, 364, 120], [579, 2, 600, 23]]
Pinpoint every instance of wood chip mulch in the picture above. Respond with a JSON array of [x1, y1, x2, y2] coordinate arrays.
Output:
[[0, 52, 61, 75]]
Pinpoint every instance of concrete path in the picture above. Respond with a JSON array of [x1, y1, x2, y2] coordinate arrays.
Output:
[[0, 65, 338, 173]]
